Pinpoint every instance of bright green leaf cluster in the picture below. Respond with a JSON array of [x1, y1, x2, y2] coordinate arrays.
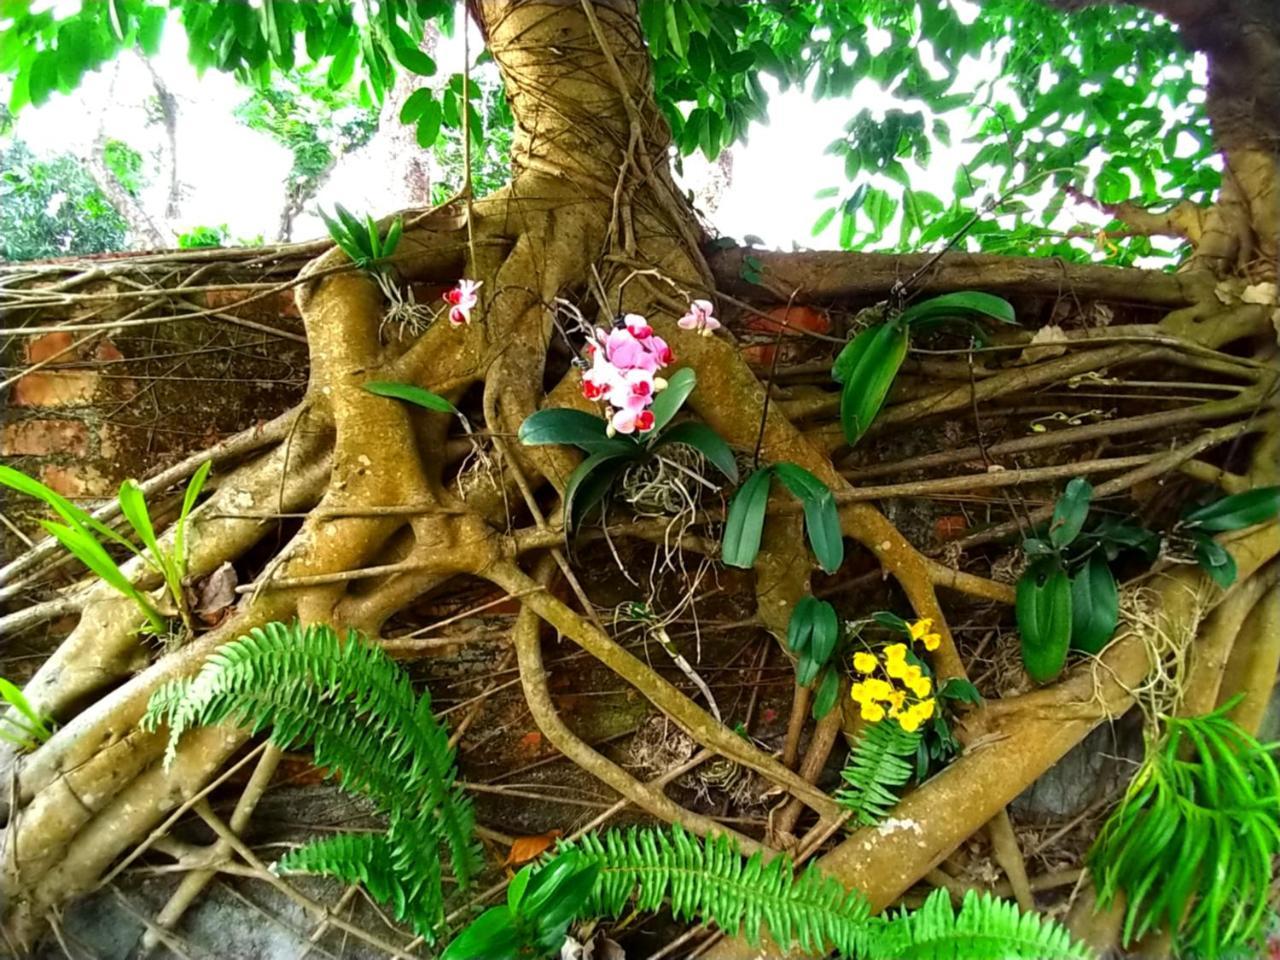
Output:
[[319, 203, 401, 270], [0, 461, 210, 635], [1090, 702, 1280, 958]]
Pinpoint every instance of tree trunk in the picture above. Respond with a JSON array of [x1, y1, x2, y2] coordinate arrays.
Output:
[[1, 0, 1278, 954]]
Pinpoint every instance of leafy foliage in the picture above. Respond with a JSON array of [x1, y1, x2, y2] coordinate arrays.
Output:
[[803, 3, 1205, 265], [233, 68, 379, 221], [2, 1, 1213, 266], [363, 380, 456, 414], [835, 716, 922, 826], [175, 224, 229, 249], [1090, 702, 1280, 959], [445, 825, 1088, 960], [833, 293, 1014, 449], [0, 136, 128, 261], [101, 137, 146, 196], [786, 596, 839, 688], [1180, 487, 1280, 589], [143, 621, 478, 941]]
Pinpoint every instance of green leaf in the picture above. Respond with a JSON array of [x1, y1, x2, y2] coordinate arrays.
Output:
[[439, 907, 522, 959], [381, 217, 402, 259], [363, 380, 456, 414], [653, 422, 738, 483], [0, 677, 51, 740], [812, 206, 837, 236], [39, 520, 164, 632], [1184, 486, 1280, 533], [939, 678, 983, 705], [564, 451, 632, 535], [812, 667, 841, 720], [1016, 559, 1072, 683], [1050, 477, 1093, 548], [415, 98, 443, 148], [518, 409, 636, 455], [722, 467, 773, 569], [0, 464, 138, 555], [788, 596, 839, 685], [834, 322, 909, 448], [1192, 533, 1237, 589], [872, 611, 910, 633], [390, 25, 436, 76], [117, 477, 170, 583], [400, 87, 432, 124], [773, 463, 843, 574], [1069, 553, 1119, 654], [897, 291, 1016, 328], [648, 367, 696, 434]]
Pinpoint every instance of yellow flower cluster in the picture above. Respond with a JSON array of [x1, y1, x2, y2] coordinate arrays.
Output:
[[848, 617, 941, 733]]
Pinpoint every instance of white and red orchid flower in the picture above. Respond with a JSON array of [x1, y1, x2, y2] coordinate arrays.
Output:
[[443, 279, 482, 326], [678, 298, 720, 336]]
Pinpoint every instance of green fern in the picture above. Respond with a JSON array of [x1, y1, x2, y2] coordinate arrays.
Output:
[[144, 621, 477, 941], [567, 824, 873, 957], [454, 826, 1090, 960], [867, 888, 1093, 959], [835, 719, 922, 825]]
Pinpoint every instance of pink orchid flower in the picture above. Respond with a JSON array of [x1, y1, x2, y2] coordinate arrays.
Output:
[[609, 406, 655, 436], [443, 278, 482, 326], [677, 299, 720, 336], [580, 314, 672, 435]]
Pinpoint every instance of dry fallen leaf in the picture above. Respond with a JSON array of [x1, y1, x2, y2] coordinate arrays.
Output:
[[188, 561, 238, 626], [1018, 324, 1068, 364], [505, 829, 562, 867]]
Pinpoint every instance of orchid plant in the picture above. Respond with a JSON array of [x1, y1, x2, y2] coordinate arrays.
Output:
[[519, 304, 737, 536]]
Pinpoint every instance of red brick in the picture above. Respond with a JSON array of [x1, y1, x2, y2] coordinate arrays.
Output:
[[38, 465, 114, 498], [24, 332, 77, 365], [11, 370, 99, 406], [94, 339, 125, 362], [0, 420, 89, 457]]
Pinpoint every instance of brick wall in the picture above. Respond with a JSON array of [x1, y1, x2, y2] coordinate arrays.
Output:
[[2, 286, 309, 558]]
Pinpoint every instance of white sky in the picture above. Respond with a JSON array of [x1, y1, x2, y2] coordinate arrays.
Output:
[[5, 6, 1195, 258]]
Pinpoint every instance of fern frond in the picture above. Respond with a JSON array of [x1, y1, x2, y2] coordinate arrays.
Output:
[[144, 621, 478, 888], [142, 679, 191, 731], [277, 824, 445, 940], [867, 889, 1093, 959], [566, 824, 873, 956], [835, 719, 921, 825]]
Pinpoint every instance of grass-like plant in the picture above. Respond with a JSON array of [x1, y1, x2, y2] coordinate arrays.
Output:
[[0, 676, 53, 751], [0, 462, 210, 635], [1090, 700, 1280, 958]]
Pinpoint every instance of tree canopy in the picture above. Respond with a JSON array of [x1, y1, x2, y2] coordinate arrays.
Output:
[[1, 0, 1241, 267]]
